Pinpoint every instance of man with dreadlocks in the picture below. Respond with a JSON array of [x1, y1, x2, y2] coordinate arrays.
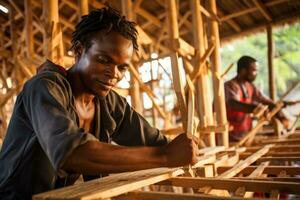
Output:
[[0, 7, 199, 199]]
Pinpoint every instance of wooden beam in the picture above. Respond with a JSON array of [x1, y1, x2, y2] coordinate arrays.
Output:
[[122, 0, 143, 114], [190, 0, 216, 147], [25, 0, 34, 58], [221, 0, 287, 21], [208, 0, 229, 147], [117, 191, 262, 200], [33, 168, 184, 199], [257, 156, 300, 162], [43, 0, 65, 65], [136, 7, 161, 27], [217, 166, 300, 176], [243, 161, 269, 198], [217, 145, 273, 178], [218, 9, 241, 32], [221, 9, 300, 44], [166, 0, 187, 130], [159, 177, 300, 194], [62, 0, 79, 11], [128, 64, 167, 119], [135, 25, 152, 45], [253, 0, 272, 22], [78, 0, 89, 16]]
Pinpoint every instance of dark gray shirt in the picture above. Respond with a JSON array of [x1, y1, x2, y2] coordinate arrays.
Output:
[[0, 61, 167, 199]]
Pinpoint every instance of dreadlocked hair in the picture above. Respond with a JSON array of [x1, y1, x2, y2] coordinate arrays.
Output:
[[71, 6, 138, 51]]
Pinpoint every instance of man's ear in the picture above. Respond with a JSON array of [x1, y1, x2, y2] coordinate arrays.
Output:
[[73, 41, 84, 60]]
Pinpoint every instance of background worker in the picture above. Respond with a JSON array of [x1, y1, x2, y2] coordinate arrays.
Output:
[[224, 55, 290, 142]]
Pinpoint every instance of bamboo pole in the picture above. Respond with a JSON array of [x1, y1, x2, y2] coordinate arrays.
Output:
[[43, 0, 64, 66], [166, 0, 187, 131], [79, 0, 89, 17], [190, 0, 215, 146], [25, 0, 34, 59], [208, 0, 229, 147], [121, 0, 143, 114], [267, 25, 276, 101]]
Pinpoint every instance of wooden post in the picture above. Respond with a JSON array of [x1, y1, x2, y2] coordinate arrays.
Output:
[[150, 60, 158, 127], [79, 0, 89, 17], [25, 0, 34, 59], [190, 0, 215, 147], [43, 0, 64, 66], [208, 0, 229, 147], [166, 0, 187, 130], [121, 0, 143, 114], [267, 25, 276, 101]]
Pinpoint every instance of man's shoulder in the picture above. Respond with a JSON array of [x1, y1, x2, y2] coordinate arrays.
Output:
[[26, 60, 69, 88], [225, 77, 239, 89]]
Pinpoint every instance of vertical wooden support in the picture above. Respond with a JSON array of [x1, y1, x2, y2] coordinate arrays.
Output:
[[25, 0, 34, 59], [190, 0, 215, 147], [121, 0, 143, 113], [267, 25, 276, 101], [150, 61, 158, 127], [208, 0, 229, 147], [43, 0, 64, 66], [9, 5, 17, 63], [166, 0, 187, 130], [79, 0, 89, 17]]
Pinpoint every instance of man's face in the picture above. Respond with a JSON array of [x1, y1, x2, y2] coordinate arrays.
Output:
[[75, 31, 133, 97], [245, 62, 258, 82]]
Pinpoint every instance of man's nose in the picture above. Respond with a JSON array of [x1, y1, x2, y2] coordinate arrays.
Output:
[[107, 65, 121, 79]]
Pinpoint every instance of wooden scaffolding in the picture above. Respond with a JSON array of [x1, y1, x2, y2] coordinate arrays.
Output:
[[0, 0, 300, 199]]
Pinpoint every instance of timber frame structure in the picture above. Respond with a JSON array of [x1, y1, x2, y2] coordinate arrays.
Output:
[[0, 0, 300, 199]]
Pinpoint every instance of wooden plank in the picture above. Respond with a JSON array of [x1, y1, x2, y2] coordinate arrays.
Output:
[[217, 166, 300, 176], [233, 177, 300, 182], [257, 156, 300, 163], [217, 145, 273, 178], [116, 191, 263, 200], [259, 138, 300, 144], [33, 168, 184, 200], [159, 177, 300, 194], [243, 161, 269, 198], [198, 146, 226, 155], [192, 154, 216, 169], [240, 151, 300, 159]]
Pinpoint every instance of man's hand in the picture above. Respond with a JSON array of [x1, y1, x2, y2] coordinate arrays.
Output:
[[163, 133, 199, 167], [283, 100, 300, 107]]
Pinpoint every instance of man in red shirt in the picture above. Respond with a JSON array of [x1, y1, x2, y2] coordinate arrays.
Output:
[[225, 55, 288, 142]]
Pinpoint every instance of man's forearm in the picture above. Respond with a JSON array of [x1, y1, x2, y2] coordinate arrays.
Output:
[[62, 140, 167, 175]]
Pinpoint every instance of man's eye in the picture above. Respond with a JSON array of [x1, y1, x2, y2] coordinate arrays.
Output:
[[118, 65, 128, 72], [97, 56, 109, 64]]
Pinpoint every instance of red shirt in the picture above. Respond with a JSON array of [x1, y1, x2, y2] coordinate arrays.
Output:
[[224, 77, 271, 137]]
